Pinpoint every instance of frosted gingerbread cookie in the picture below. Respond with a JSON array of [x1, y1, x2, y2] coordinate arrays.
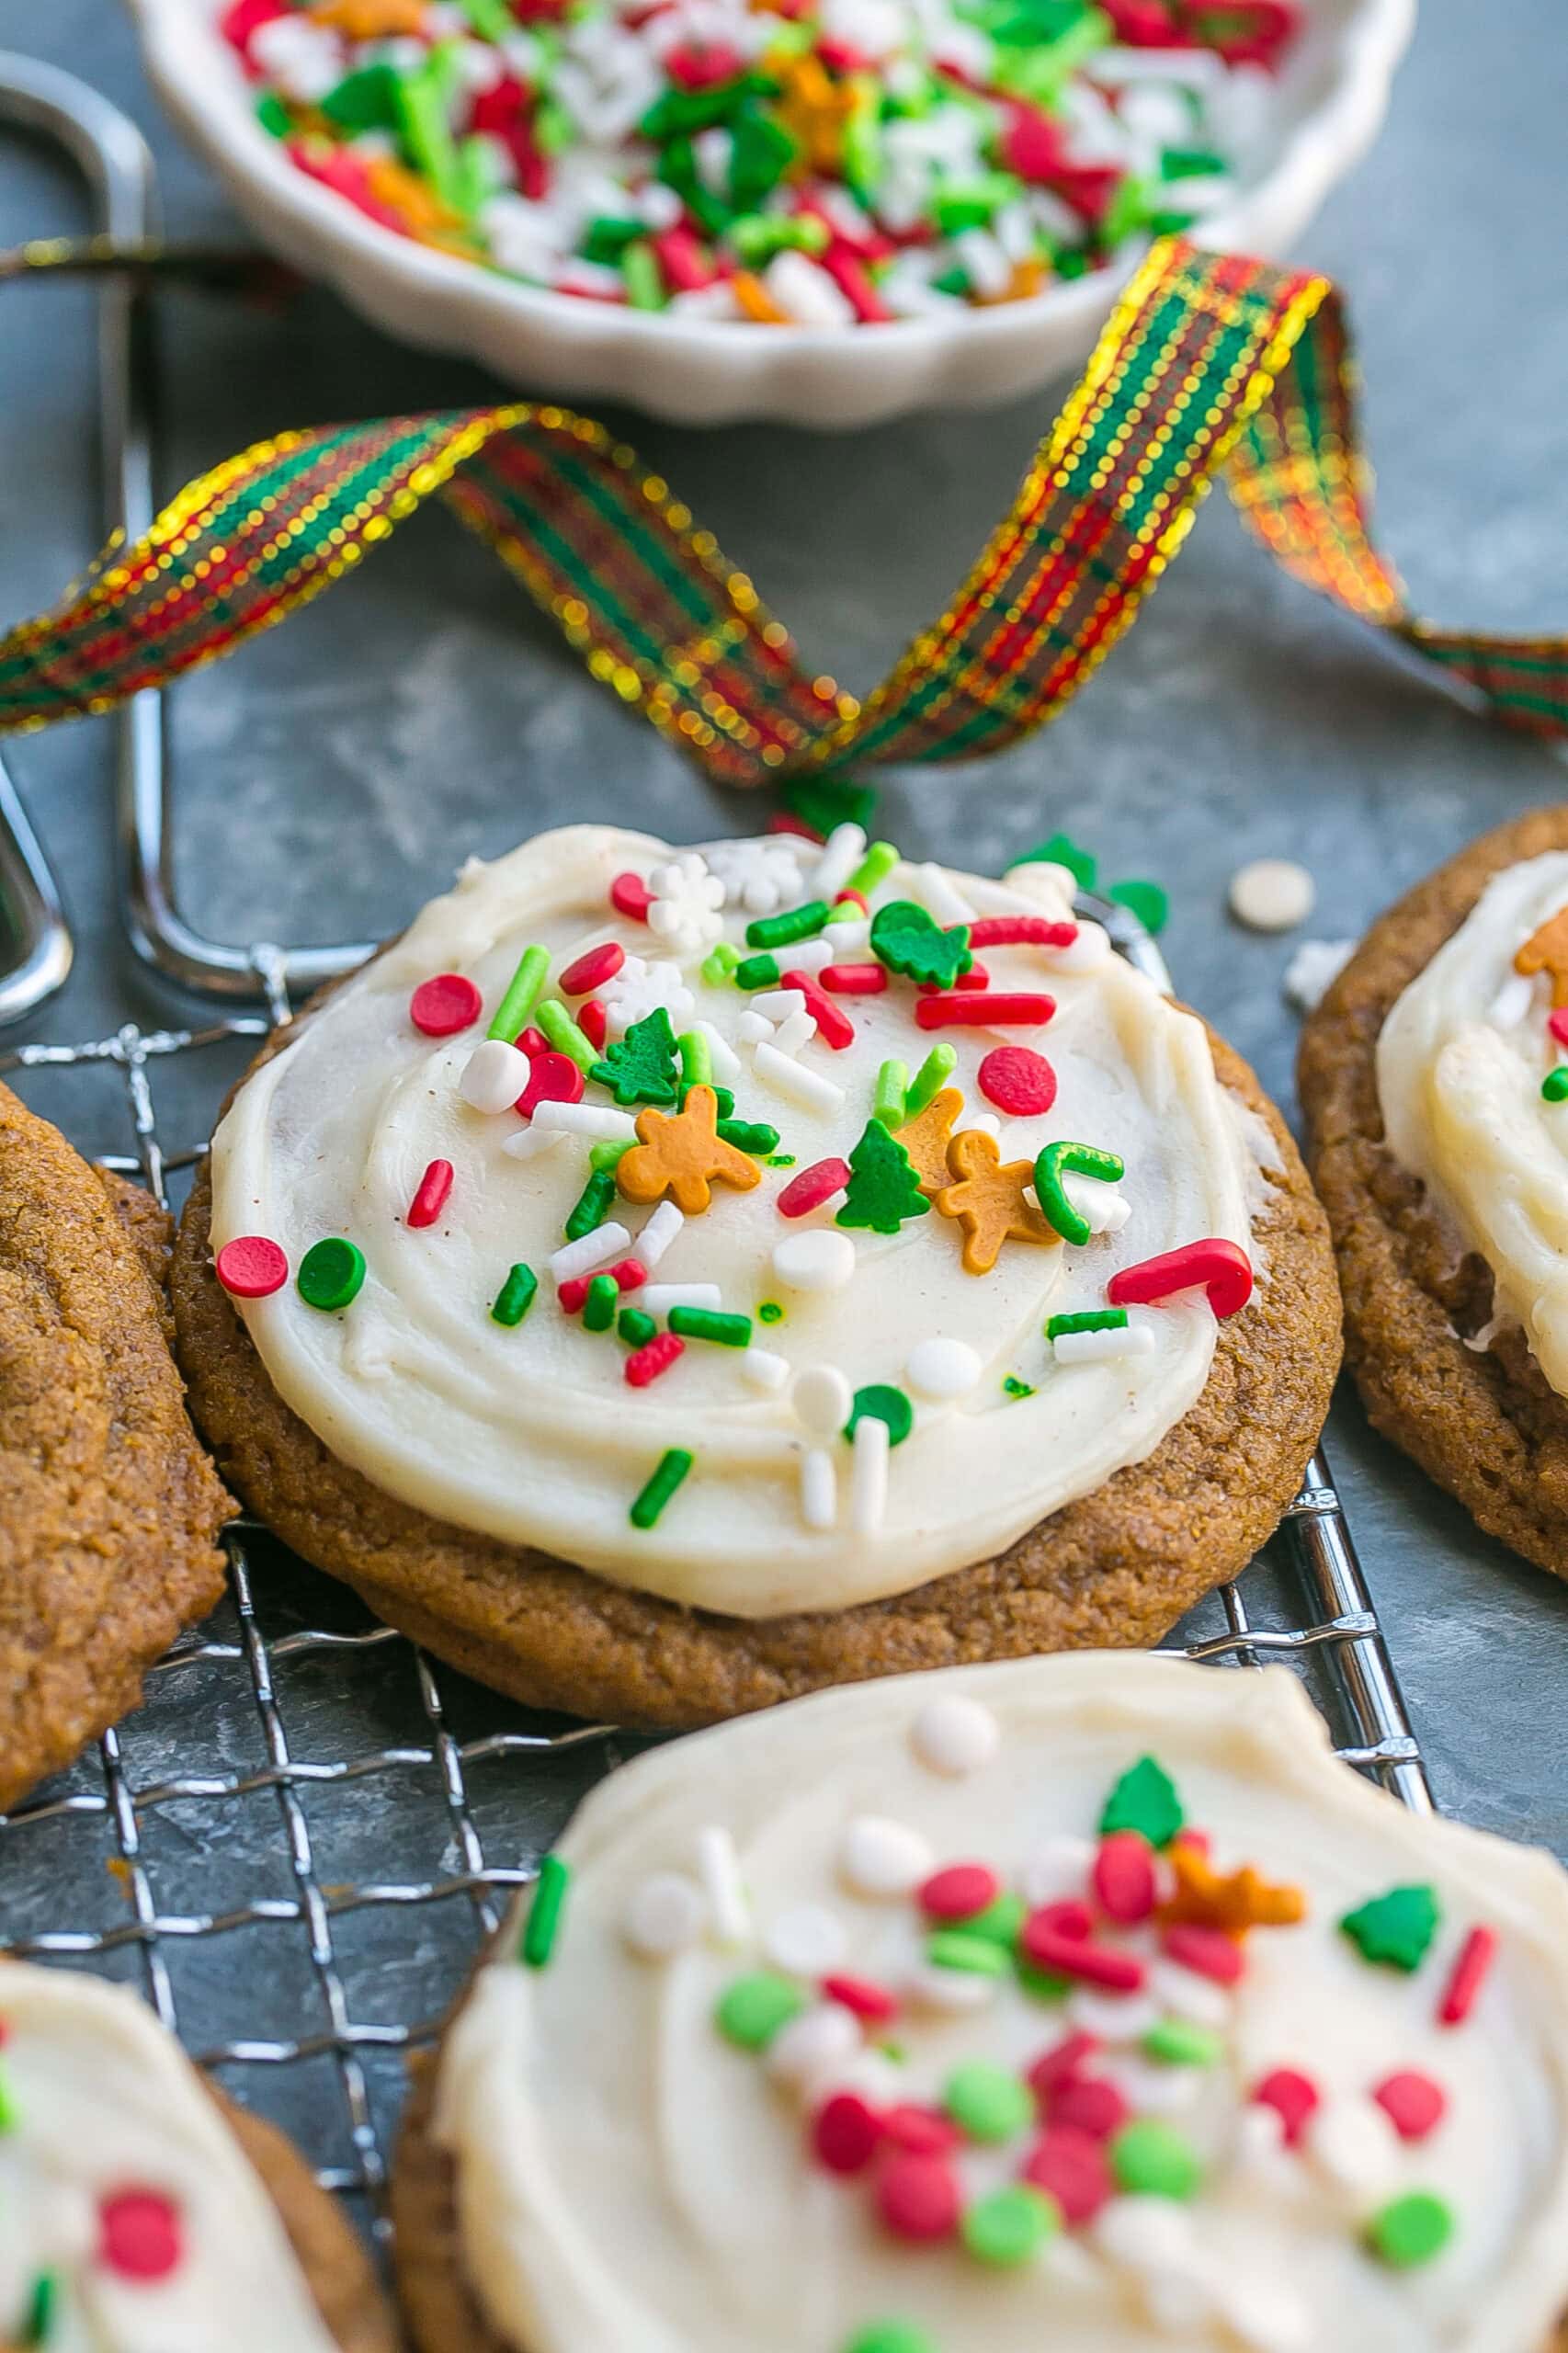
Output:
[[1301, 806, 1568, 1575], [0, 1961, 396, 2350], [171, 824, 1338, 1726], [392, 1653, 1568, 2353]]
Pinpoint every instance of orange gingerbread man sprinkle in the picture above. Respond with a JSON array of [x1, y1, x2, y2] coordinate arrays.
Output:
[[931, 1126, 1059, 1277], [895, 1086, 964, 1194], [1158, 1839, 1305, 1936], [1514, 908, 1568, 1006], [312, 0, 426, 33], [615, 1084, 761, 1217]]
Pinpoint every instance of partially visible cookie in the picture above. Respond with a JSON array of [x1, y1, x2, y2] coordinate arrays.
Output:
[[0, 1959, 397, 2349], [1299, 806, 1568, 1575], [0, 1082, 233, 1811]]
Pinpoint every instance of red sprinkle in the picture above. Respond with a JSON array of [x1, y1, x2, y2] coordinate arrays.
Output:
[[881, 2103, 960, 2156], [98, 2189, 183, 2281], [1028, 1898, 1093, 1942], [768, 812, 824, 843], [560, 1257, 647, 1313], [812, 2090, 883, 2176], [915, 991, 1055, 1030], [410, 972, 482, 1037], [1438, 1925, 1497, 2026], [1050, 2074, 1130, 2140], [626, 1332, 685, 1386], [922, 962, 992, 993], [777, 1157, 852, 1218], [214, 1235, 289, 1299], [1092, 1831, 1157, 1925], [877, 2152, 961, 2242], [1550, 1008, 1568, 1047], [407, 1158, 453, 1229], [560, 941, 626, 995], [1162, 1924, 1245, 1984], [1373, 2070, 1448, 2142], [1023, 2125, 1113, 2224], [919, 1863, 1000, 1923], [652, 226, 715, 293], [1021, 1921, 1145, 1991], [1108, 1238, 1254, 1321], [578, 998, 608, 1050], [978, 1044, 1057, 1118], [834, 888, 869, 911], [516, 1026, 547, 1056], [1251, 2067, 1320, 2146], [823, 1973, 899, 2024], [1027, 2031, 1099, 2107], [664, 38, 745, 85], [516, 1050, 586, 1120], [820, 963, 887, 995], [609, 871, 653, 921], [968, 915, 1080, 950], [821, 243, 894, 325], [781, 968, 855, 1050]]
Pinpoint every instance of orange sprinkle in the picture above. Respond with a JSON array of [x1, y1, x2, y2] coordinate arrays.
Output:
[[772, 53, 850, 176], [1515, 908, 1568, 1007], [312, 0, 426, 31], [1158, 1840, 1306, 1936], [733, 270, 790, 325], [978, 257, 1050, 306]]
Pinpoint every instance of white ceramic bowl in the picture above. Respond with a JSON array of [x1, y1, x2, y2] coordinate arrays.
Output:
[[132, 0, 1415, 428]]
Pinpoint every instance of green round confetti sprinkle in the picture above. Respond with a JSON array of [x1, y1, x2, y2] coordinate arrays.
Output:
[[1099, 1755, 1185, 1847], [943, 2060, 1034, 2144], [757, 1300, 784, 1323], [521, 1852, 571, 1968], [1339, 1883, 1440, 1972], [1109, 2119, 1203, 2200], [1142, 2018, 1222, 2067], [716, 1972, 807, 2051], [1019, 831, 1096, 891], [1017, 1961, 1071, 2001], [842, 2325, 937, 2353], [844, 1382, 914, 1447], [961, 2183, 1059, 2268], [1543, 1067, 1568, 1103], [1108, 878, 1169, 936], [1367, 2189, 1453, 2269], [297, 1237, 366, 1312], [927, 1929, 1011, 1978], [963, 1892, 1027, 1948]]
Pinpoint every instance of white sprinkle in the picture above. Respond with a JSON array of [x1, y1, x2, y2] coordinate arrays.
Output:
[[751, 987, 808, 1022], [792, 1363, 852, 1438], [1230, 857, 1316, 933], [642, 1281, 722, 1314], [812, 822, 868, 901], [460, 1038, 531, 1114], [770, 1010, 817, 1057], [695, 1018, 741, 1084], [904, 1336, 983, 1401], [849, 1413, 889, 1535], [801, 1446, 837, 1529], [784, 934, 836, 974], [1063, 1172, 1132, 1234], [549, 1222, 632, 1283], [765, 246, 855, 326], [1095, 2196, 1204, 2279], [637, 1199, 684, 1268], [838, 1813, 935, 1899], [1491, 970, 1536, 1028], [740, 1347, 790, 1392], [1108, 2057, 1205, 2115], [696, 1824, 750, 1948], [905, 1961, 996, 2014], [1066, 1988, 1163, 2042], [1309, 2100, 1401, 2202], [773, 1229, 857, 1293], [501, 1126, 563, 1164], [910, 1693, 998, 1778], [1052, 1321, 1157, 1366], [529, 1099, 637, 1140], [1283, 937, 1356, 1015], [737, 1010, 774, 1045], [953, 1108, 1000, 1140], [823, 918, 869, 956], [765, 2002, 861, 2096], [1148, 1959, 1231, 2027], [916, 860, 975, 926], [623, 1870, 706, 1959], [1212, 2275, 1312, 2353], [1020, 1835, 1095, 1904], [1043, 919, 1113, 972], [765, 1903, 848, 1976], [755, 1041, 846, 1114]]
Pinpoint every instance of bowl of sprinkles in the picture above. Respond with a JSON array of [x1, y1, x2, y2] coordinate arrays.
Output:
[[133, 0, 1413, 424]]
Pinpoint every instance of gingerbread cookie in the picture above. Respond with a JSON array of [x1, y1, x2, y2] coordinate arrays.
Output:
[[1300, 805, 1568, 1577], [392, 1653, 1568, 2353], [0, 1083, 232, 1812], [171, 825, 1338, 1728]]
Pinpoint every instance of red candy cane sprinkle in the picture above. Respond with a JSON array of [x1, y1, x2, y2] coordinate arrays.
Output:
[[877, 2152, 961, 2242], [1108, 1238, 1255, 1321], [967, 915, 1080, 949], [1092, 1831, 1157, 1925], [915, 991, 1055, 1030], [626, 1332, 685, 1386], [823, 1973, 899, 2024], [1162, 1923, 1246, 1984], [409, 972, 482, 1037], [881, 2103, 960, 2156], [560, 941, 626, 995], [214, 1235, 289, 1299], [820, 963, 887, 995], [918, 1863, 1000, 1922], [516, 1050, 586, 1120], [98, 2189, 183, 2282], [1028, 1898, 1093, 1942], [812, 2091, 884, 2176], [578, 998, 608, 1051], [407, 1159, 453, 1229], [1021, 1920, 1145, 1991], [978, 1044, 1057, 1117], [1028, 2031, 1099, 2106], [1438, 1925, 1497, 2026], [1252, 2067, 1320, 2146], [780, 968, 855, 1050], [608, 871, 653, 921], [777, 1158, 852, 1218], [1373, 2070, 1448, 2142], [1023, 2126, 1113, 2224]]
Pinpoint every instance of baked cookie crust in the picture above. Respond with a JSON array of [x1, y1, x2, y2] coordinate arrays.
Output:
[[1299, 805, 1568, 1579], [170, 1014, 1339, 1730]]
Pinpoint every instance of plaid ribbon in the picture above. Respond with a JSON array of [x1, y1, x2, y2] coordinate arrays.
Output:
[[0, 238, 1562, 788]]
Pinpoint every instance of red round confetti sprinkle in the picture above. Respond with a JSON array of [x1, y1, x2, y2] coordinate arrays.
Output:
[[626, 1332, 684, 1387], [1163, 1923, 1246, 1984], [824, 1973, 899, 2024], [1108, 1238, 1254, 1321], [1027, 2031, 1099, 2108], [915, 991, 1055, 1030], [777, 1157, 852, 1218], [1021, 1918, 1145, 1991], [1050, 2073, 1129, 2140], [1024, 2125, 1114, 2224], [780, 968, 855, 1050], [1438, 1925, 1497, 2026], [812, 2090, 884, 2176], [98, 2189, 182, 2282], [967, 915, 1080, 949], [1091, 1831, 1157, 1925], [578, 998, 608, 1051], [877, 2152, 960, 2242], [516, 1026, 547, 1056], [1252, 2067, 1320, 2146], [406, 1158, 453, 1229], [609, 871, 653, 920], [214, 1235, 289, 1299], [1373, 2070, 1448, 2142], [819, 963, 887, 995], [561, 941, 626, 995], [1028, 1898, 1093, 1942], [517, 1050, 586, 1120], [881, 2103, 960, 2156], [833, 888, 869, 911], [978, 1045, 1058, 1118], [918, 1862, 1000, 1923], [409, 972, 482, 1037]]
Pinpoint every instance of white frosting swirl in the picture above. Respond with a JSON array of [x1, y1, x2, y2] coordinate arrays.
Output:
[[210, 827, 1258, 1616]]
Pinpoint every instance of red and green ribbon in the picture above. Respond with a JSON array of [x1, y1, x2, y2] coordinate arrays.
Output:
[[0, 238, 1562, 788]]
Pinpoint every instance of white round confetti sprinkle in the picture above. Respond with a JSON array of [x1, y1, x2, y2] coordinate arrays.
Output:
[[904, 1961, 997, 2015], [623, 1871, 706, 1959], [1309, 2100, 1401, 2201], [1019, 1834, 1095, 1905], [1282, 936, 1355, 1015], [1214, 2276, 1312, 2353], [904, 1336, 983, 1401], [793, 1363, 852, 1438], [1095, 2195, 1202, 2279], [838, 1813, 935, 1899], [764, 1902, 849, 1977], [1108, 2058, 1204, 2115], [459, 1038, 530, 1115], [1229, 857, 1316, 933], [910, 1693, 1000, 1778], [1148, 1959, 1231, 2027], [1066, 1988, 1163, 2042], [765, 2002, 861, 2095]]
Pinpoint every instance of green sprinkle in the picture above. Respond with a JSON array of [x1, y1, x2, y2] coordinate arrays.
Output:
[[256, 88, 291, 137], [757, 1300, 784, 1324], [565, 1167, 618, 1242], [320, 61, 400, 131], [842, 2326, 937, 2353], [848, 839, 901, 896], [1017, 1962, 1071, 2001], [1108, 878, 1169, 936], [1109, 2119, 1202, 2200], [1162, 144, 1227, 178], [735, 951, 781, 988], [393, 54, 464, 207], [618, 1307, 657, 1347], [487, 942, 551, 1041], [824, 898, 864, 926], [677, 1028, 712, 1086], [845, 1382, 914, 1447], [718, 1118, 780, 1155], [944, 2060, 1034, 2143], [455, 0, 514, 35], [631, 1446, 694, 1529], [589, 1139, 631, 1174], [904, 1042, 957, 1119], [783, 774, 878, 837], [935, 171, 1022, 236], [872, 1057, 909, 1128], [1002, 1376, 1035, 1400], [1100, 1756, 1184, 1847], [1542, 1067, 1568, 1103], [1033, 1140, 1126, 1245], [1047, 1307, 1129, 1338], [590, 1006, 680, 1106], [870, 900, 971, 988], [927, 1929, 1011, 1978], [1019, 831, 1096, 891], [746, 899, 830, 950], [521, 1852, 571, 1967], [584, 1272, 619, 1331], [1340, 1883, 1440, 1972], [583, 211, 647, 262], [1367, 2190, 1453, 2269], [964, 1892, 1028, 1948], [297, 1237, 366, 1313], [536, 997, 597, 1071], [716, 1971, 806, 2050], [837, 1118, 929, 1233], [1142, 2018, 1222, 2067], [731, 210, 829, 262], [669, 1305, 752, 1347], [701, 940, 741, 986], [683, 1082, 735, 1120], [621, 236, 666, 310], [962, 2182, 1059, 2268], [491, 1262, 538, 1326], [19, 2270, 56, 2347], [0, 2060, 17, 2134], [767, 1153, 796, 1166]]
